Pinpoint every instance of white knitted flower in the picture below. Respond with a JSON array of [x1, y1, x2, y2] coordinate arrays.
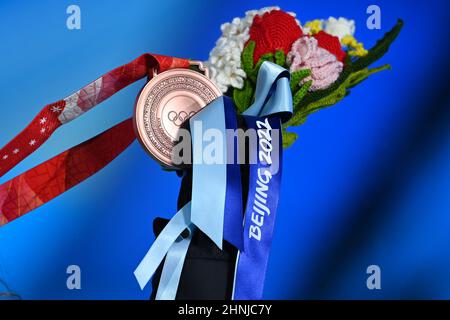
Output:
[[206, 6, 299, 93], [323, 17, 355, 41]]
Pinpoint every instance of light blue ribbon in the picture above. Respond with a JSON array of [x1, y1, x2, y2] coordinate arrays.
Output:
[[155, 225, 195, 300], [190, 97, 227, 249], [134, 202, 192, 290], [134, 61, 292, 300], [243, 61, 291, 120]]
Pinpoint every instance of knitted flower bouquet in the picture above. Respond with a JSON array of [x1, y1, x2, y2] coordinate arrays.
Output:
[[206, 7, 403, 148]]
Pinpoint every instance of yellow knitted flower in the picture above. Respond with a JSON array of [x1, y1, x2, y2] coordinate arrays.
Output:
[[342, 35, 368, 57], [304, 19, 322, 35]]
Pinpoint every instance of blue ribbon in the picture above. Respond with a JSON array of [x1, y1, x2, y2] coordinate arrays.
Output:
[[223, 97, 244, 250], [231, 61, 292, 299], [134, 61, 292, 300], [232, 116, 283, 300]]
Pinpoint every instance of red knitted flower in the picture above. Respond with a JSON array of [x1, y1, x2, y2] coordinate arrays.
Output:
[[313, 31, 347, 63], [247, 10, 303, 63]]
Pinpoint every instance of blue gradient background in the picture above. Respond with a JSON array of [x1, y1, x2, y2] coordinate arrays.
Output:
[[1, 0, 450, 299]]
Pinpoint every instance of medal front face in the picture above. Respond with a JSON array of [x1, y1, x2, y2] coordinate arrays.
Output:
[[134, 68, 222, 168]]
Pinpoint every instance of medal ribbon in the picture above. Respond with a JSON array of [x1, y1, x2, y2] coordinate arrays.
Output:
[[231, 62, 291, 300], [135, 62, 292, 299], [0, 54, 190, 225], [232, 116, 283, 300]]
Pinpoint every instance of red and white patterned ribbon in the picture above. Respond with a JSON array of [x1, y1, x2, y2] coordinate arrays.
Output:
[[0, 53, 190, 226]]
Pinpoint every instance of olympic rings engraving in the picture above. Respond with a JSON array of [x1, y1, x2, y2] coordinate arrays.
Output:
[[167, 110, 197, 126]]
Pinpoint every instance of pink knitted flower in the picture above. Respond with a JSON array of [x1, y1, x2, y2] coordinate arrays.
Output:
[[287, 36, 343, 91]]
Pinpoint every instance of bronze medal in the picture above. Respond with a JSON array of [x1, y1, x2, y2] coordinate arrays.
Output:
[[134, 61, 222, 168]]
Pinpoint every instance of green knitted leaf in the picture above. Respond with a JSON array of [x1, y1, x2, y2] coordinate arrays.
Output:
[[347, 64, 391, 88], [285, 65, 390, 128], [233, 79, 254, 113], [352, 19, 403, 72], [256, 53, 275, 69], [283, 114, 307, 129], [290, 69, 311, 93], [293, 80, 312, 107], [242, 41, 255, 75], [260, 52, 275, 61], [282, 130, 298, 148], [294, 67, 350, 113], [275, 50, 286, 67]]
